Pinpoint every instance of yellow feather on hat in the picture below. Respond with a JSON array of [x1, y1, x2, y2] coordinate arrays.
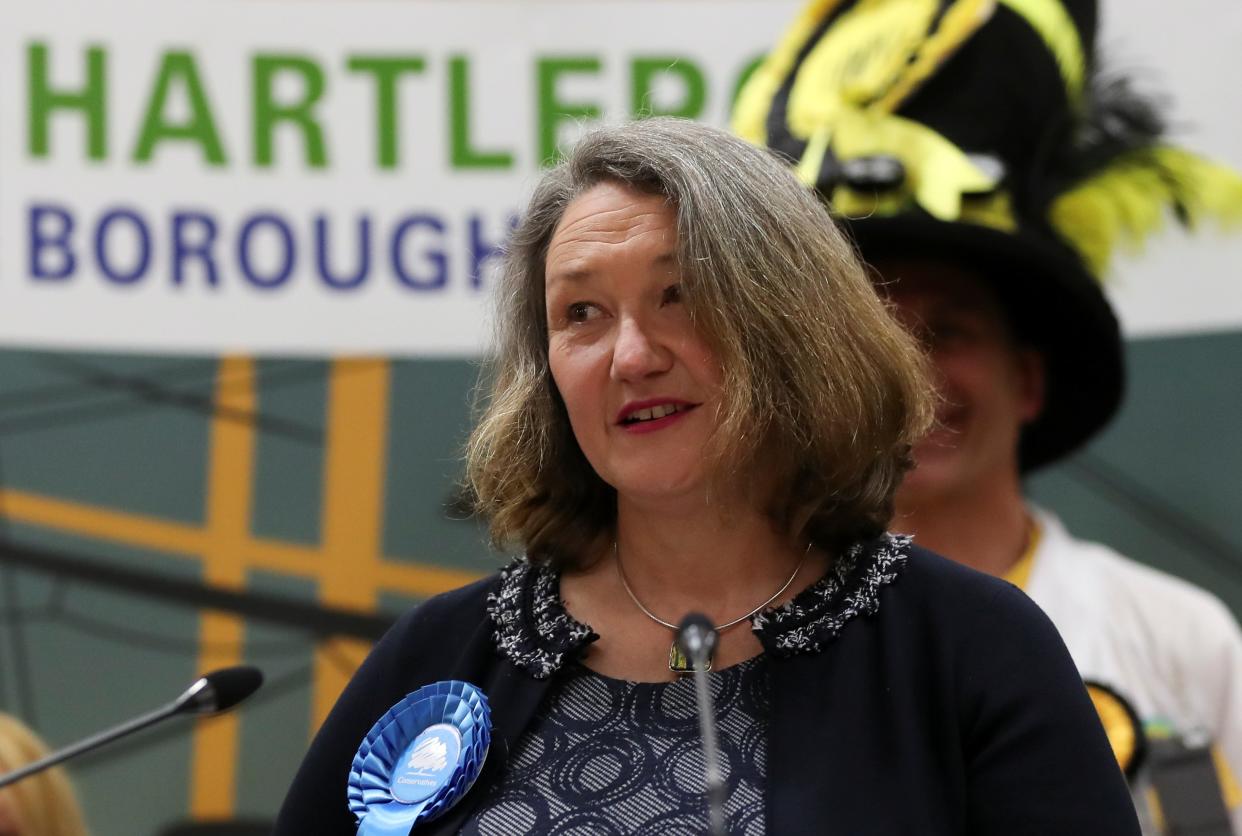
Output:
[[1051, 147, 1242, 277]]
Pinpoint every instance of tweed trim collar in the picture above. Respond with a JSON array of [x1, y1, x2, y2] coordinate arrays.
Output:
[[486, 534, 911, 679]]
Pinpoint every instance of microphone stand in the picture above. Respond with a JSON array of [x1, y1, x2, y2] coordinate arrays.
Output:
[[0, 666, 262, 789], [677, 614, 726, 836], [0, 700, 184, 789]]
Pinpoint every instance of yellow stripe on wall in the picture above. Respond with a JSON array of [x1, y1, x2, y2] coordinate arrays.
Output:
[[312, 359, 392, 730], [0, 490, 481, 596], [190, 356, 257, 817]]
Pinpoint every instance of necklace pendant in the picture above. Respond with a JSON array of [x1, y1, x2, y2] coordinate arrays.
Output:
[[669, 640, 713, 674]]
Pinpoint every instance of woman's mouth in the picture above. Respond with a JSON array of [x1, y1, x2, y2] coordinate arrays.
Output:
[[617, 401, 698, 433]]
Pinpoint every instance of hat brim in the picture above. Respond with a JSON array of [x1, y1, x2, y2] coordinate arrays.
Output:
[[845, 215, 1125, 471]]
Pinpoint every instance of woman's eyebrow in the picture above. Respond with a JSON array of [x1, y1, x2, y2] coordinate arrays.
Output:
[[546, 248, 677, 289], [545, 265, 593, 288]]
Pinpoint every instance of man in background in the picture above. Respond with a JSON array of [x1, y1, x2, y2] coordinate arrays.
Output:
[[735, 0, 1242, 831]]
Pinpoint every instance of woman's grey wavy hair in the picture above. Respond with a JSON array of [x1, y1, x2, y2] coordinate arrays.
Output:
[[466, 117, 933, 568]]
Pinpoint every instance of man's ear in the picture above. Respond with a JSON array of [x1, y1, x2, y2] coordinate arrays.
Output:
[[1016, 348, 1046, 424]]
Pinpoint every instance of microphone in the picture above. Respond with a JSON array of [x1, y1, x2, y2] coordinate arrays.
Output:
[[0, 666, 263, 789], [676, 613, 726, 836]]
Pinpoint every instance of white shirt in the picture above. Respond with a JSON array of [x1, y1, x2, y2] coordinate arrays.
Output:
[[1025, 508, 1242, 834]]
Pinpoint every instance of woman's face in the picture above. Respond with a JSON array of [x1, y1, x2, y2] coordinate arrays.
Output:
[[544, 181, 724, 504]]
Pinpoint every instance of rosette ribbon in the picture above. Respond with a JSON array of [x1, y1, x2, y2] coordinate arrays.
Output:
[[348, 680, 492, 835]]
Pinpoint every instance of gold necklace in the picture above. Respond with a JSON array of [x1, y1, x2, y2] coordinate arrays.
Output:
[[614, 541, 811, 673]]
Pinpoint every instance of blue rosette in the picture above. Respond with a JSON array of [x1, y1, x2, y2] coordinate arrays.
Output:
[[348, 680, 492, 835]]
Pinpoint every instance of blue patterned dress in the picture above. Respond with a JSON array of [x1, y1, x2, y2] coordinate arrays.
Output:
[[460, 658, 769, 835], [459, 535, 912, 835]]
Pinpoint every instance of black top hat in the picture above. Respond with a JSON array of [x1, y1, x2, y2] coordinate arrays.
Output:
[[735, 0, 1242, 470]]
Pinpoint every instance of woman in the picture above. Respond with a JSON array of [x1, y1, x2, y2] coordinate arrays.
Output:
[[275, 119, 1138, 834], [0, 714, 89, 836]]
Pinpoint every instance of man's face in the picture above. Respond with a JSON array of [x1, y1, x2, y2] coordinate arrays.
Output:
[[876, 259, 1045, 506]]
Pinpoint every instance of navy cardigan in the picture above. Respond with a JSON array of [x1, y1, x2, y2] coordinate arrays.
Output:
[[274, 546, 1140, 835]]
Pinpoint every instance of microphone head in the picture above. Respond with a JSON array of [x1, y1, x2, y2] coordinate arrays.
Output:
[[175, 666, 264, 716], [676, 613, 718, 661]]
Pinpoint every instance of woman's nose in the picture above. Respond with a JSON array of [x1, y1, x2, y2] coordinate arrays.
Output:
[[610, 316, 671, 381]]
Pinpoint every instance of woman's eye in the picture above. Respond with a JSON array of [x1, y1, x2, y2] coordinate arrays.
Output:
[[566, 302, 598, 323], [661, 283, 682, 305]]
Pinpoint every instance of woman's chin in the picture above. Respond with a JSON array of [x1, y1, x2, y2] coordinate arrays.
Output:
[[611, 471, 707, 507]]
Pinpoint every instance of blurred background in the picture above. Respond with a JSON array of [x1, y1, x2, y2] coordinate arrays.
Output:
[[0, 0, 1238, 831]]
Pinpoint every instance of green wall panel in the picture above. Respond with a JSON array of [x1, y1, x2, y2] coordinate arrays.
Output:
[[0, 351, 212, 524], [383, 360, 493, 574], [0, 525, 201, 835], [251, 360, 328, 546]]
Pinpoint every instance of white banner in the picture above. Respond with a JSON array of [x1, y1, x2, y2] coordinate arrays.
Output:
[[0, 0, 1238, 355]]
